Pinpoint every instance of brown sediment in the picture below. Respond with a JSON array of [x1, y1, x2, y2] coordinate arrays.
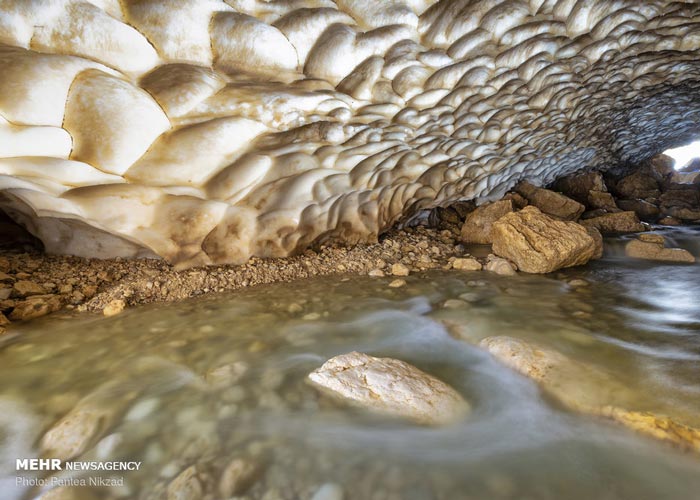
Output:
[[0, 225, 472, 330]]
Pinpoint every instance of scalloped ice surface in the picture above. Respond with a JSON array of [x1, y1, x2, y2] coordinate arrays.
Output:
[[1, 0, 700, 266]]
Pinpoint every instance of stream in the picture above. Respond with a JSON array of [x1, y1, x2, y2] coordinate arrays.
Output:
[[1, 228, 700, 500]]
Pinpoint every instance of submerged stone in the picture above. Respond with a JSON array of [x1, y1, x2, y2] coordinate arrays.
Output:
[[308, 352, 469, 425], [625, 235, 695, 263], [479, 336, 700, 453], [452, 257, 482, 271]]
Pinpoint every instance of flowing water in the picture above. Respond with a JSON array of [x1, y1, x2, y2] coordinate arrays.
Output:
[[2, 228, 700, 500]]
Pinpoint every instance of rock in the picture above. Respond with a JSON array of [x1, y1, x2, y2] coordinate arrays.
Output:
[[0, 256, 8, 272], [649, 154, 676, 181], [613, 171, 660, 199], [37, 487, 99, 500], [516, 182, 585, 220], [9, 294, 61, 321], [638, 233, 665, 244], [502, 192, 529, 209], [491, 206, 597, 274], [168, 466, 203, 500], [205, 361, 248, 389], [311, 483, 344, 500], [479, 336, 700, 452], [308, 352, 469, 425], [658, 216, 682, 226], [661, 184, 700, 205], [587, 190, 618, 211], [581, 209, 608, 219], [585, 226, 604, 259], [41, 381, 136, 460], [662, 207, 700, 221], [625, 236, 695, 263], [670, 170, 700, 184], [616, 199, 660, 220], [568, 278, 589, 287], [13, 280, 46, 297], [580, 211, 645, 233], [0, 271, 12, 282], [459, 200, 514, 244], [600, 407, 700, 454], [368, 268, 385, 277], [219, 458, 259, 497], [388, 279, 406, 288], [0, 287, 10, 300], [0, 312, 8, 326], [451, 257, 482, 271], [102, 299, 126, 317], [552, 171, 607, 203], [391, 263, 409, 276], [443, 299, 467, 309], [484, 255, 517, 276]]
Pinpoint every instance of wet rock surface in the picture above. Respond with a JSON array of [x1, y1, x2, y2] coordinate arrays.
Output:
[[478, 336, 700, 454], [491, 207, 598, 274], [625, 234, 696, 263], [308, 352, 469, 425]]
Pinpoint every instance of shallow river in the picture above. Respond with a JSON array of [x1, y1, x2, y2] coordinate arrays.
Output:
[[2, 228, 700, 500]]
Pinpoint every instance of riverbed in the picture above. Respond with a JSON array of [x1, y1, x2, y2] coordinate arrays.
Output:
[[2, 228, 700, 500]]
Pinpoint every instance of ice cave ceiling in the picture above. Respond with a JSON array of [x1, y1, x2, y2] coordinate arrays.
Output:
[[1, 0, 700, 266]]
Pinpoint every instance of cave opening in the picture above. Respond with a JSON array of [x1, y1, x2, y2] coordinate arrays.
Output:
[[665, 139, 700, 171]]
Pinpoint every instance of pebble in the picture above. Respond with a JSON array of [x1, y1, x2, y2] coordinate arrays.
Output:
[[311, 483, 344, 500], [13, 280, 46, 296], [388, 279, 406, 288], [451, 257, 482, 271], [218, 458, 260, 497], [167, 466, 203, 500], [102, 299, 126, 316], [368, 268, 385, 277], [287, 302, 303, 313], [484, 256, 517, 276], [391, 263, 410, 276], [443, 299, 468, 309], [568, 279, 589, 287]]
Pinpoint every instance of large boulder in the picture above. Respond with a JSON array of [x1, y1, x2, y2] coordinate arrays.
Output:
[[516, 182, 585, 220], [612, 171, 660, 200], [552, 171, 607, 204], [587, 190, 618, 212], [459, 199, 513, 244], [580, 211, 645, 233], [625, 234, 695, 263], [491, 206, 598, 274], [616, 199, 660, 220], [308, 352, 469, 425]]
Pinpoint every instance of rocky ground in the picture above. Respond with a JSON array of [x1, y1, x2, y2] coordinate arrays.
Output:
[[2, 154, 699, 335]]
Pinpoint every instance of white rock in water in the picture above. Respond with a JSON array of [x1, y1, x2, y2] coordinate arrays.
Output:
[[311, 483, 344, 500], [308, 352, 469, 425]]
